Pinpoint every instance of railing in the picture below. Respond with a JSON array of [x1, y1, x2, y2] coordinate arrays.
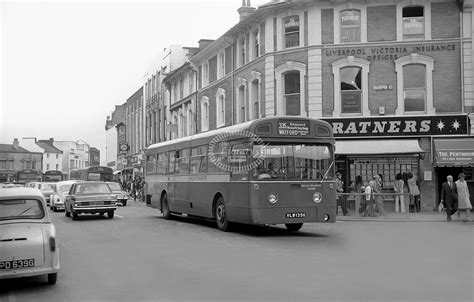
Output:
[[337, 192, 414, 217]]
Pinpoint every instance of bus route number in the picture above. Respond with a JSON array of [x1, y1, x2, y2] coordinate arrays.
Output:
[[278, 121, 309, 136]]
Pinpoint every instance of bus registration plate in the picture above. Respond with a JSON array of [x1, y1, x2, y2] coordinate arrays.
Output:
[[286, 212, 306, 218]]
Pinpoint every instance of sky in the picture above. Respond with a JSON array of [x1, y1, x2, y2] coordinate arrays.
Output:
[[0, 0, 268, 164]]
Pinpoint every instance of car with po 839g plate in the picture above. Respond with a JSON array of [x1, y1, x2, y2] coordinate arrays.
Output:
[[0, 187, 59, 284]]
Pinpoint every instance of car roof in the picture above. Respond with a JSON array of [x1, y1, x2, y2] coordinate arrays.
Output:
[[0, 187, 46, 200], [76, 181, 108, 185], [56, 180, 80, 186]]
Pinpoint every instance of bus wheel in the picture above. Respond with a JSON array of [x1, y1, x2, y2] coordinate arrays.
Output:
[[162, 194, 171, 220], [215, 196, 231, 232], [285, 223, 303, 232]]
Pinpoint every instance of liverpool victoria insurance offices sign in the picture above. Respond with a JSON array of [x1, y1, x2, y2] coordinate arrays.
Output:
[[323, 115, 469, 138]]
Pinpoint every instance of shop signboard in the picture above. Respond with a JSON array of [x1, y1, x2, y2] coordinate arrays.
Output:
[[324, 114, 469, 138]]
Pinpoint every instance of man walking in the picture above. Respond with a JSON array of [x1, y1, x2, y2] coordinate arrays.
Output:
[[440, 175, 458, 221], [336, 171, 348, 216]]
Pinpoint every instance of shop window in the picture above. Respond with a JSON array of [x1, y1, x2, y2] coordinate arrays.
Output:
[[340, 67, 362, 114], [284, 15, 300, 48], [216, 88, 226, 127], [402, 6, 424, 40], [340, 10, 361, 43], [395, 54, 434, 115], [284, 71, 301, 116]]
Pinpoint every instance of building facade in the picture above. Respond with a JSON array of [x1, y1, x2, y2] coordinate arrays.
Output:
[[0, 139, 43, 182], [105, 105, 125, 171], [187, 0, 473, 211], [54, 141, 90, 175], [21, 138, 63, 173], [122, 87, 145, 177], [89, 147, 100, 167]]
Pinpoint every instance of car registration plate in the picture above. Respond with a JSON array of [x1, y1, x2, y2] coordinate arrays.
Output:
[[0, 259, 35, 270], [285, 212, 306, 218]]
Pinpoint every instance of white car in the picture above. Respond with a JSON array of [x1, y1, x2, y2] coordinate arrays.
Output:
[[0, 188, 60, 284], [50, 180, 78, 212]]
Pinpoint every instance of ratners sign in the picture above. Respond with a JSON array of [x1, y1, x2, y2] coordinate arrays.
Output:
[[324, 115, 468, 138]]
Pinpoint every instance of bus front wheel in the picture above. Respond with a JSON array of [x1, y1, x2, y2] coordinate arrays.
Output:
[[162, 194, 171, 220], [285, 223, 303, 232], [215, 196, 231, 232]]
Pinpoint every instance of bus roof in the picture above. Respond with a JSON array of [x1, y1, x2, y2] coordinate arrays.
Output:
[[146, 116, 333, 154]]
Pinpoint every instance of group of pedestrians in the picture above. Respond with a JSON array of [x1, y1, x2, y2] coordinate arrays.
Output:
[[121, 176, 146, 202], [440, 173, 471, 222]]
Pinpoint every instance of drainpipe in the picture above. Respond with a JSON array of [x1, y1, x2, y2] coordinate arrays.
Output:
[[460, 8, 465, 113], [194, 68, 198, 134]]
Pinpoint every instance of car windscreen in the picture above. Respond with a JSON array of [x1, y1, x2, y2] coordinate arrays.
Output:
[[59, 184, 72, 193], [76, 183, 111, 194], [41, 183, 56, 191], [0, 199, 45, 220], [107, 182, 122, 191]]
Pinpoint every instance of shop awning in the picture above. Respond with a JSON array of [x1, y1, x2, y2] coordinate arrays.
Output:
[[335, 139, 424, 155], [433, 138, 474, 167]]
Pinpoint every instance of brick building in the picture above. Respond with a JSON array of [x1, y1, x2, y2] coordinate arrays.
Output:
[[186, 0, 473, 211], [0, 138, 43, 183]]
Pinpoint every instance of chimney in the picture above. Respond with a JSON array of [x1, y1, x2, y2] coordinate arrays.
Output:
[[238, 0, 256, 20], [13, 138, 19, 150], [198, 39, 215, 50], [49, 138, 54, 144]]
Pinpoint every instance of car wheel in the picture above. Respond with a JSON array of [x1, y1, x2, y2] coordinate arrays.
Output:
[[65, 206, 71, 217], [47, 273, 57, 285], [215, 196, 231, 232], [162, 194, 171, 219], [107, 211, 114, 219], [72, 211, 78, 220], [122, 200, 127, 207], [285, 223, 303, 232]]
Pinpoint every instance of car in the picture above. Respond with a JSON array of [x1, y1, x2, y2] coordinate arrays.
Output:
[[0, 187, 60, 284], [64, 181, 118, 220], [49, 180, 78, 212], [105, 182, 129, 206], [0, 183, 24, 188], [28, 182, 56, 206]]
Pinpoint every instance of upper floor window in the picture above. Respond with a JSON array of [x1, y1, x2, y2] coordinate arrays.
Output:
[[340, 10, 361, 43], [284, 15, 300, 48], [254, 30, 259, 58], [200, 97, 209, 132], [284, 71, 300, 115], [238, 85, 246, 123], [340, 67, 362, 114], [403, 64, 426, 112], [218, 52, 225, 78], [179, 78, 184, 100], [251, 79, 259, 119], [240, 39, 246, 66], [173, 83, 178, 103], [403, 6, 424, 40], [46, 153, 50, 158], [56, 154, 58, 159]]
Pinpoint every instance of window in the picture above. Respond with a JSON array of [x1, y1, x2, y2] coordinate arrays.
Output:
[[402, 6, 424, 40], [56, 164, 59, 170], [176, 149, 190, 174], [284, 15, 300, 48], [46, 164, 50, 170], [0, 160, 6, 169], [254, 30, 260, 58], [216, 88, 226, 128], [218, 53, 225, 78], [146, 154, 157, 174], [200, 96, 209, 131], [190, 146, 207, 174], [251, 80, 259, 119], [47, 153, 50, 159], [173, 83, 178, 103], [340, 67, 362, 114], [403, 64, 426, 112], [237, 85, 246, 123], [157, 153, 169, 175], [395, 54, 434, 115], [179, 78, 184, 100], [284, 72, 300, 115], [340, 10, 361, 43], [240, 38, 246, 66], [70, 159, 74, 169], [56, 154, 58, 159]]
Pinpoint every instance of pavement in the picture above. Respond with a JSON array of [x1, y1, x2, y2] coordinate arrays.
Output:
[[336, 209, 474, 222]]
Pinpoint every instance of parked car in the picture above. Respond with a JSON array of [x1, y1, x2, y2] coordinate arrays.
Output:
[[105, 182, 129, 206], [0, 187, 60, 284], [49, 180, 78, 212], [64, 181, 118, 220]]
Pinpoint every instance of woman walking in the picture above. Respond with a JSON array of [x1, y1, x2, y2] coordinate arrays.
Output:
[[407, 171, 421, 212], [394, 173, 406, 213], [455, 173, 471, 221]]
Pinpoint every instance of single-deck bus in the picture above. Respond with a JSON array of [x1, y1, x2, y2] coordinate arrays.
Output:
[[43, 170, 67, 182], [69, 166, 113, 181], [145, 117, 337, 232], [15, 169, 40, 185]]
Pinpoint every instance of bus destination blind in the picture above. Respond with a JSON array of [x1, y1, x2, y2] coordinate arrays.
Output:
[[277, 120, 310, 136]]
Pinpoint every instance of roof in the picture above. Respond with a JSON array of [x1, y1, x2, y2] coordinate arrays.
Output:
[[0, 187, 45, 200], [36, 141, 63, 154], [162, 62, 192, 84], [0, 144, 31, 153]]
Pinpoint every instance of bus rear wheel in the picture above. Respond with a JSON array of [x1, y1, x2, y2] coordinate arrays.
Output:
[[162, 194, 171, 220], [285, 223, 303, 232], [215, 196, 231, 232]]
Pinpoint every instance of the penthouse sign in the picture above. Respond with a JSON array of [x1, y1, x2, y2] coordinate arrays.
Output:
[[324, 115, 469, 138]]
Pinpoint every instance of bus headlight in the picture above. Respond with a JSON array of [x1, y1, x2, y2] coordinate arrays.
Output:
[[313, 192, 322, 203], [268, 193, 278, 204]]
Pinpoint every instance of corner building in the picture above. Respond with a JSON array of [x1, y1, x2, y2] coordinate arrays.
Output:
[[188, 0, 474, 212]]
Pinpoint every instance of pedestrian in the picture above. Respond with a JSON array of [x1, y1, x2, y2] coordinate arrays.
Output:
[[364, 179, 376, 217], [407, 171, 421, 212], [440, 175, 458, 221], [353, 175, 364, 216], [394, 173, 406, 213], [373, 174, 385, 216], [336, 170, 348, 216], [455, 173, 471, 222]]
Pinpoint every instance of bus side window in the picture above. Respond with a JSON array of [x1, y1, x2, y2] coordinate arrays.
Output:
[[157, 153, 169, 175], [177, 149, 190, 174], [168, 152, 177, 175]]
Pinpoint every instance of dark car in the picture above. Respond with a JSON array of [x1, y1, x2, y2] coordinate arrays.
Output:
[[64, 181, 117, 220], [105, 182, 129, 206]]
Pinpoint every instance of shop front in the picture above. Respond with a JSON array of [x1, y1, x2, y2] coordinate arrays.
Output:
[[324, 114, 470, 212], [131, 153, 144, 178]]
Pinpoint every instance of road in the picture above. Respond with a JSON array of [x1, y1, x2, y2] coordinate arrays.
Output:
[[1, 200, 473, 302]]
